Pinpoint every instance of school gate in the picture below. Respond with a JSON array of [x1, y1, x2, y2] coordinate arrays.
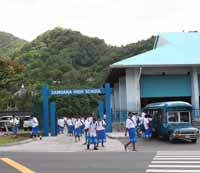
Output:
[[41, 83, 112, 136]]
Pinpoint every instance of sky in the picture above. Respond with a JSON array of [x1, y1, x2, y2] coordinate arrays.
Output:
[[0, 0, 200, 46]]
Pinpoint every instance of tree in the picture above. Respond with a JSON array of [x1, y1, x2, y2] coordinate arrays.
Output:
[[0, 57, 24, 89]]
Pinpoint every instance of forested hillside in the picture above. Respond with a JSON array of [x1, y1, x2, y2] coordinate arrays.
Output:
[[0, 28, 155, 115], [0, 31, 27, 58]]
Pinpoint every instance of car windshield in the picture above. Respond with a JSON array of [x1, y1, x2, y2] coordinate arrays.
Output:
[[168, 111, 190, 123], [168, 112, 179, 122], [180, 112, 190, 122]]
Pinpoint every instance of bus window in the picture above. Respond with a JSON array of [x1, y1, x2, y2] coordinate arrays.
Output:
[[180, 112, 190, 122], [168, 112, 179, 123]]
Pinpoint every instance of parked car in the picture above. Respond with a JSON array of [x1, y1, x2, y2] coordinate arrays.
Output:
[[23, 116, 32, 131], [0, 116, 13, 131]]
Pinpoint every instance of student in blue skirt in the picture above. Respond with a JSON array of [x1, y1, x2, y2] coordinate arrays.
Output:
[[96, 117, 106, 147], [74, 118, 82, 142], [57, 117, 65, 134], [83, 117, 90, 145], [10, 115, 19, 137], [87, 117, 98, 150], [143, 114, 152, 139], [124, 112, 137, 151], [66, 117, 74, 136], [31, 115, 42, 140]]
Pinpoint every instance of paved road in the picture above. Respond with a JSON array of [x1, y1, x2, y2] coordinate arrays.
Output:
[[0, 152, 154, 173]]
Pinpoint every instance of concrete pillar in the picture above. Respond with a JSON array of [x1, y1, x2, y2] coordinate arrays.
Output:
[[113, 83, 120, 111], [125, 68, 141, 112], [119, 76, 127, 111], [110, 93, 114, 110], [191, 67, 199, 118]]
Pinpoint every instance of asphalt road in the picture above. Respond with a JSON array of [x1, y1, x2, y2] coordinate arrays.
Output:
[[0, 152, 155, 173]]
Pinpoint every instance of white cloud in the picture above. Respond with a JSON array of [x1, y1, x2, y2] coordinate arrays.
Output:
[[0, 0, 199, 45]]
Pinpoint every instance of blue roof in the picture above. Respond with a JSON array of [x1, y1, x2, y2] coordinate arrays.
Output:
[[111, 32, 200, 68], [144, 101, 192, 109]]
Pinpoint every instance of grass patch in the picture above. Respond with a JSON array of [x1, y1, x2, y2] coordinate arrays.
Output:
[[0, 133, 30, 145]]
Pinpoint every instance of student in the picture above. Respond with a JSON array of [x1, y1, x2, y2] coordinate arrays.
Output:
[[83, 117, 90, 145], [10, 115, 19, 137], [87, 117, 98, 150], [96, 117, 106, 147], [31, 115, 42, 140], [57, 117, 65, 134], [80, 117, 85, 134], [124, 112, 137, 151], [144, 114, 152, 139], [66, 117, 74, 135], [74, 118, 82, 142]]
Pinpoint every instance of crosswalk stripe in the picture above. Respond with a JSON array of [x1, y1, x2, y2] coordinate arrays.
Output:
[[146, 151, 200, 173], [153, 158, 200, 160], [155, 156, 200, 158], [146, 169, 200, 172], [149, 165, 200, 168], [152, 161, 200, 164]]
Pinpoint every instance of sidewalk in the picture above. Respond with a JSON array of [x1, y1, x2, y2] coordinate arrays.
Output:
[[0, 133, 124, 152]]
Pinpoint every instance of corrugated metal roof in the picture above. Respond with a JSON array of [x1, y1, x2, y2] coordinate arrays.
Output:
[[111, 32, 200, 68]]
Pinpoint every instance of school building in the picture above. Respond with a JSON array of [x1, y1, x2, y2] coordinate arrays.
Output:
[[107, 32, 200, 120]]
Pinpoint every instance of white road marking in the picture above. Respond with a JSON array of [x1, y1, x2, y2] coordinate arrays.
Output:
[[153, 158, 200, 160], [149, 165, 200, 168], [155, 156, 200, 158], [146, 169, 200, 172], [152, 161, 200, 164], [146, 151, 200, 173]]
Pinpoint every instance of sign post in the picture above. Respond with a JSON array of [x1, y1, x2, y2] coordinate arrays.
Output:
[[42, 83, 113, 136]]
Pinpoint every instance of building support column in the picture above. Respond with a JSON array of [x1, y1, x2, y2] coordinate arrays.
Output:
[[191, 67, 199, 118], [119, 76, 127, 122], [125, 68, 141, 112], [113, 83, 120, 112]]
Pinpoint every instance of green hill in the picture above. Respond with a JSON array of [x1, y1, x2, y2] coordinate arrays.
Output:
[[0, 31, 27, 58], [13, 27, 155, 115]]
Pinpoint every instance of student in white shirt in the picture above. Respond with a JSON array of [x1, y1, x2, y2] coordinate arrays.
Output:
[[31, 115, 42, 140], [124, 112, 137, 151], [57, 117, 65, 134], [96, 117, 106, 147], [74, 118, 82, 142], [143, 114, 152, 139], [87, 117, 98, 150], [83, 117, 90, 145], [10, 115, 19, 137], [66, 117, 74, 135]]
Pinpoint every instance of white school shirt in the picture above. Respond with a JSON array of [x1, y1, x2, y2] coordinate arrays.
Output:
[[126, 118, 136, 129], [58, 119, 65, 127], [74, 119, 82, 129], [32, 117, 39, 128], [84, 119, 90, 130], [143, 117, 152, 130], [66, 119, 73, 126], [88, 121, 97, 137], [96, 120, 106, 131], [10, 118, 19, 126]]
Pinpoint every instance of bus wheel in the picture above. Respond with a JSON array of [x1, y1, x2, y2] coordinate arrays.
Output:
[[191, 139, 197, 143]]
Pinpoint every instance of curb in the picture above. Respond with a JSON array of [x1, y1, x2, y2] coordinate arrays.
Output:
[[0, 138, 33, 147], [106, 133, 127, 139]]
